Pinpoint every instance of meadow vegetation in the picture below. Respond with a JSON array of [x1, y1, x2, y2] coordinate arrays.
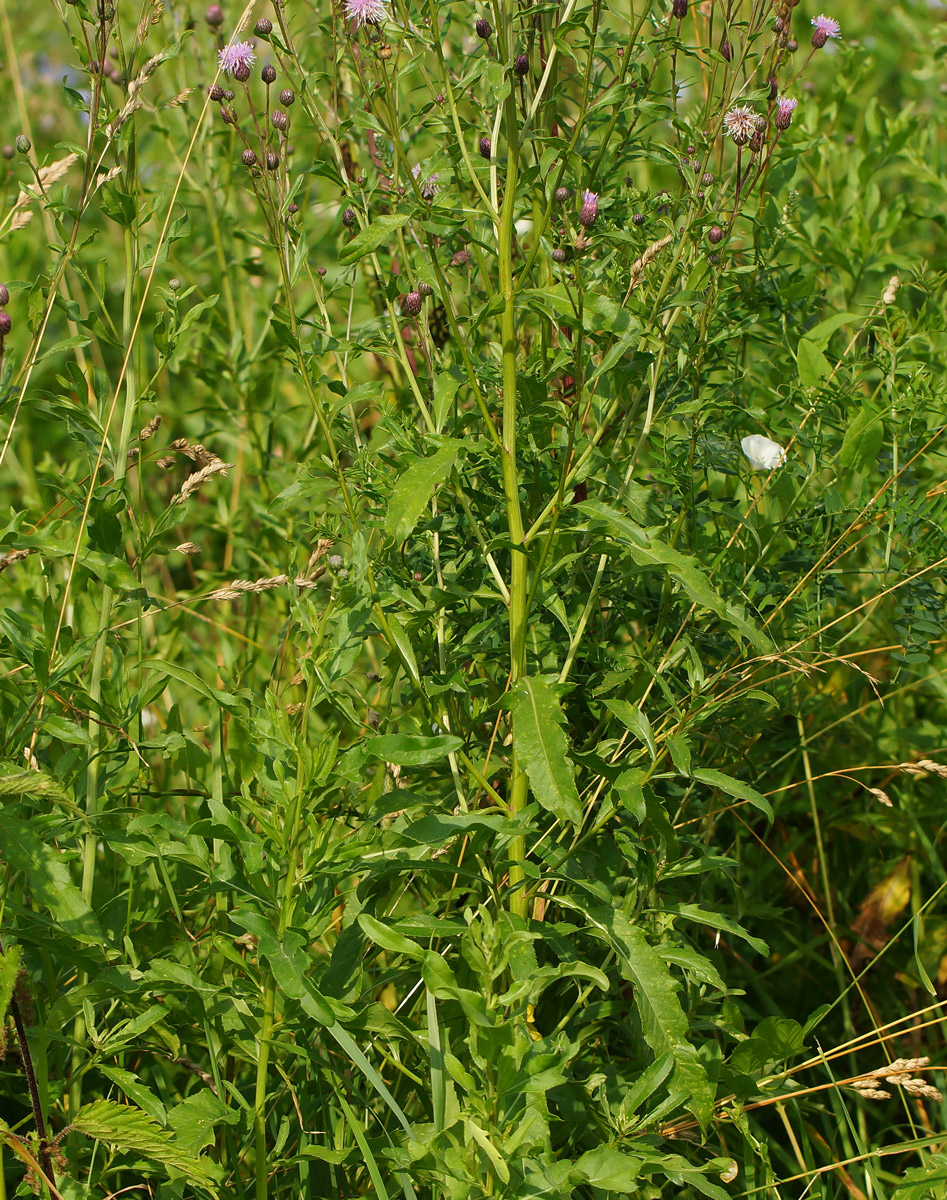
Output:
[[0, 0, 946, 1194]]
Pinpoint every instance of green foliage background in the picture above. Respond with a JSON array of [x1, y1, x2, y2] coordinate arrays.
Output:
[[0, 0, 945, 1195]]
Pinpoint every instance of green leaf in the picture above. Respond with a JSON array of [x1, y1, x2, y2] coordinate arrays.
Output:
[[666, 903, 769, 955], [0, 946, 21, 1023], [72, 1099, 217, 1185], [505, 675, 583, 826], [385, 442, 461, 542], [692, 768, 773, 820], [4, 821, 105, 946], [839, 400, 884, 472], [796, 312, 858, 387], [604, 699, 657, 760], [167, 1090, 240, 1155], [366, 733, 462, 765], [99, 1066, 167, 1126], [571, 1148, 643, 1190], [579, 502, 771, 652], [339, 213, 411, 265]]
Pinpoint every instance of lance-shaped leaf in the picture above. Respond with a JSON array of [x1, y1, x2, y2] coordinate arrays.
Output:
[[72, 1099, 218, 1186], [505, 675, 582, 826], [339, 213, 411, 265], [385, 441, 462, 543]]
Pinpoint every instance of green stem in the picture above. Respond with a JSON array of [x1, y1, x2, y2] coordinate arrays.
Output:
[[496, 7, 529, 919]]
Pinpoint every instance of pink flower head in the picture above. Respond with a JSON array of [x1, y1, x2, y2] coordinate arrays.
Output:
[[775, 95, 798, 130], [811, 13, 841, 37], [344, 0, 388, 26], [579, 189, 599, 227], [412, 164, 440, 199], [218, 40, 256, 75], [723, 104, 756, 146]]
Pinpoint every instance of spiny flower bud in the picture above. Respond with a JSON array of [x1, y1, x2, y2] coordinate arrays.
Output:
[[672, 0, 687, 17], [768, 76, 778, 100], [632, 212, 646, 226], [552, 247, 566, 262], [272, 109, 289, 131], [288, 202, 298, 213], [786, 37, 798, 50], [15, 134, 30, 154], [341, 207, 356, 226], [719, 38, 731, 61], [265, 150, 279, 170], [514, 53, 529, 76], [317, 266, 327, 277], [261, 63, 277, 83], [224, 89, 235, 100], [241, 148, 258, 166], [708, 225, 723, 244], [0, 312, 12, 336], [402, 290, 423, 316], [475, 16, 492, 38], [2, 146, 13, 160], [578, 189, 598, 227], [479, 136, 492, 158], [208, 82, 225, 101], [418, 281, 434, 296], [555, 185, 571, 203], [279, 88, 295, 106], [205, 3, 224, 25], [255, 16, 273, 34], [749, 130, 764, 152], [0, 284, 10, 306], [810, 14, 840, 47], [233, 61, 251, 81]]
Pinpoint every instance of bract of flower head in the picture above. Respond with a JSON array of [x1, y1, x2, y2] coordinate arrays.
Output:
[[218, 41, 256, 75], [344, 0, 389, 26], [741, 434, 786, 471], [811, 13, 841, 38], [723, 105, 757, 145], [411, 163, 440, 199]]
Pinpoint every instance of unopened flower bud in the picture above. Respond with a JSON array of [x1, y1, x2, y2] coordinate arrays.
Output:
[[552, 247, 566, 262], [479, 136, 492, 158], [555, 185, 571, 203], [208, 82, 225, 101], [403, 290, 423, 316], [0, 284, 9, 306], [233, 61, 251, 81], [328, 554, 344, 569], [0, 312, 12, 335], [2, 146, 14, 160], [475, 16, 492, 38], [272, 109, 289, 131], [786, 37, 798, 50], [514, 53, 529, 75], [224, 89, 235, 100], [265, 150, 279, 170], [241, 148, 258, 166], [279, 88, 295, 106], [708, 225, 723, 244], [749, 130, 764, 152], [15, 134, 30, 154], [288, 202, 298, 213], [632, 212, 645, 225], [261, 63, 277, 83], [672, 0, 687, 17], [418, 281, 434, 296], [205, 3, 223, 26], [255, 16, 272, 34], [318, 267, 327, 277], [720, 38, 731, 60], [342, 207, 356, 226]]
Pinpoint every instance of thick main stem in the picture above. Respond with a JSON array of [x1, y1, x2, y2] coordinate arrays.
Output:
[[496, 21, 529, 919]]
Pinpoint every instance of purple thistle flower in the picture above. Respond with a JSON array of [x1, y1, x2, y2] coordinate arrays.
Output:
[[344, 0, 388, 26], [411, 164, 440, 199], [578, 190, 598, 227], [774, 95, 798, 130], [810, 13, 840, 47], [723, 104, 756, 146], [218, 41, 256, 75]]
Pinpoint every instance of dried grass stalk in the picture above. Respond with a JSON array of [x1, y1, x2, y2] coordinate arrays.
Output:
[[630, 235, 673, 289], [0, 548, 31, 574], [172, 458, 233, 504], [206, 574, 322, 601], [139, 414, 162, 442]]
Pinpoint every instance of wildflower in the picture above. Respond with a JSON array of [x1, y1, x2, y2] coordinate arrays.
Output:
[[555, 186, 571, 203], [741, 434, 786, 470], [411, 163, 440, 199], [15, 134, 30, 155], [218, 41, 256, 75], [723, 104, 756, 146], [810, 13, 840, 47], [578, 190, 599, 227], [344, 0, 388, 26], [774, 95, 797, 130]]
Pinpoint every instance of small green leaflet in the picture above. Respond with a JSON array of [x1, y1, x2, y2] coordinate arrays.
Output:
[[504, 675, 583, 826], [604, 699, 656, 760], [72, 1099, 218, 1186], [692, 767, 772, 820], [385, 441, 462, 542]]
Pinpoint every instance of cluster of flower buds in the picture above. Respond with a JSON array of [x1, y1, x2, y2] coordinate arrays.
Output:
[[0, 283, 11, 345], [210, 40, 295, 187]]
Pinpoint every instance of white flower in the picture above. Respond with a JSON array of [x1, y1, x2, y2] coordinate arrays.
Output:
[[741, 434, 786, 470]]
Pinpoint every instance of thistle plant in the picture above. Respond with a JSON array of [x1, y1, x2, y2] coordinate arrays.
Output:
[[0, 0, 944, 1196]]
